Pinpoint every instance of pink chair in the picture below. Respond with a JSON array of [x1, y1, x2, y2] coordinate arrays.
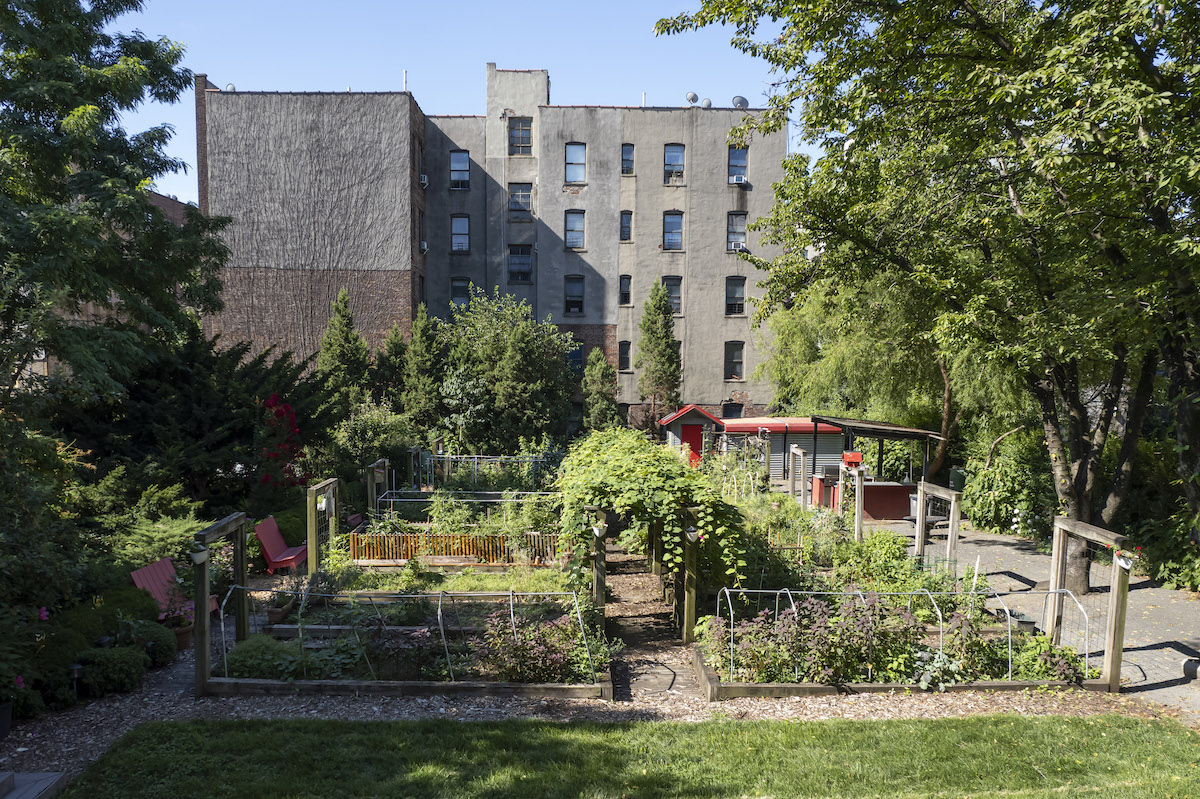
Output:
[[254, 516, 308, 574], [130, 557, 217, 620]]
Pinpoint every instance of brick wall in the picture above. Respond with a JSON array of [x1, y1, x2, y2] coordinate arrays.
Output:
[[203, 267, 414, 358]]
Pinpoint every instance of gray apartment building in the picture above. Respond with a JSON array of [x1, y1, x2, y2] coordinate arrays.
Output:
[[197, 64, 784, 419]]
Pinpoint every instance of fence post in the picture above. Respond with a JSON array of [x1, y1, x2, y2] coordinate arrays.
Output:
[[946, 491, 962, 569], [306, 484, 319, 577], [584, 506, 606, 611], [853, 466, 865, 542], [1045, 520, 1068, 645], [788, 447, 797, 498], [914, 482, 928, 559], [799, 448, 809, 510], [193, 539, 211, 698], [1103, 556, 1131, 692], [682, 528, 699, 644], [234, 518, 248, 642]]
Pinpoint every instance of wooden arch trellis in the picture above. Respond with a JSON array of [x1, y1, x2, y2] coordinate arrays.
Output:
[[191, 512, 251, 697]]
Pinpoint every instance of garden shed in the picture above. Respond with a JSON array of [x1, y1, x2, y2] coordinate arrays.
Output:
[[659, 405, 723, 466], [719, 417, 843, 481]]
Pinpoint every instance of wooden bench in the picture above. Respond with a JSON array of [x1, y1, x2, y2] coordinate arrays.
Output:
[[255, 515, 307, 575], [130, 557, 218, 621]]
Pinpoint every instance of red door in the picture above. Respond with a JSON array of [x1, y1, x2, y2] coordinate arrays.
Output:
[[680, 424, 703, 466]]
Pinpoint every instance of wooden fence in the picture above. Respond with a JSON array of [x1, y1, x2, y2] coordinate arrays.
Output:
[[349, 531, 561, 564]]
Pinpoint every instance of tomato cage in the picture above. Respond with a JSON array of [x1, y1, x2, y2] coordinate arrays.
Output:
[[203, 587, 613, 696], [706, 585, 1092, 689]]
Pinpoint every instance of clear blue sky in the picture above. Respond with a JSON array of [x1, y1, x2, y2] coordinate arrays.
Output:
[[115, 0, 792, 204]]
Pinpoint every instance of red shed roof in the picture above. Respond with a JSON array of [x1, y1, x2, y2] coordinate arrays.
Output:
[[658, 404, 724, 427], [719, 416, 843, 435]]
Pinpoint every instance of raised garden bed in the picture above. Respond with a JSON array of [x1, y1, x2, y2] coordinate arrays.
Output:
[[205, 672, 613, 700], [690, 646, 1105, 701]]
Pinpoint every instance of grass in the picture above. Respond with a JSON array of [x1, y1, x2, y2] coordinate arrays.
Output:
[[62, 715, 1200, 798]]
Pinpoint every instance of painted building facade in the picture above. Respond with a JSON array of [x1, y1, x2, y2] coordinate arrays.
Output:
[[197, 64, 785, 418]]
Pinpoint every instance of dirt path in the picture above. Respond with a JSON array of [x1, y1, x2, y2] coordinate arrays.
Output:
[[603, 546, 700, 702]]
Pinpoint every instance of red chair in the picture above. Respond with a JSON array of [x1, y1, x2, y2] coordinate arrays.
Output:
[[130, 557, 218, 620], [255, 516, 308, 575]]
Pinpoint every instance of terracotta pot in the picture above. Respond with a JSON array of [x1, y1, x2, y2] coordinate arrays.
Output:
[[174, 622, 195, 652]]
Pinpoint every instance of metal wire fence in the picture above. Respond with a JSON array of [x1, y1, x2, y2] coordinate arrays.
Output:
[[710, 586, 1091, 685], [213, 586, 604, 685]]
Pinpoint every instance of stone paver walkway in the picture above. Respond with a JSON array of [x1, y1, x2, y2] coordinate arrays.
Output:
[[875, 519, 1200, 726]]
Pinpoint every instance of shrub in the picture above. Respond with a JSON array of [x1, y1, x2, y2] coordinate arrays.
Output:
[[477, 610, 616, 684], [133, 621, 177, 668], [961, 430, 1054, 540], [13, 684, 45, 719], [96, 587, 162, 632], [78, 646, 147, 697], [30, 627, 92, 709], [1010, 634, 1085, 682]]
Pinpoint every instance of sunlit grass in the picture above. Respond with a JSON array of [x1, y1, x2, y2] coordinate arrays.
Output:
[[61, 714, 1200, 798]]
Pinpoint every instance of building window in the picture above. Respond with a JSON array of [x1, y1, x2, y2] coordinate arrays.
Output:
[[663, 275, 682, 314], [565, 142, 586, 184], [567, 346, 584, 374], [620, 210, 632, 241], [508, 117, 532, 155], [664, 143, 684, 184], [619, 274, 631, 305], [451, 215, 469, 251], [449, 150, 469, 190], [508, 245, 533, 283], [621, 143, 634, 175], [722, 402, 743, 419], [565, 210, 584, 249], [728, 146, 748, 183], [724, 341, 745, 380], [662, 212, 683, 251], [564, 275, 584, 314], [727, 213, 747, 250], [725, 276, 746, 315], [618, 341, 631, 371], [451, 278, 471, 307], [509, 183, 532, 219]]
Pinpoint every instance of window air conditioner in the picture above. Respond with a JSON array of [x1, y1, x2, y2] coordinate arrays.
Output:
[[419, 240, 428, 253], [730, 242, 747, 252], [732, 175, 747, 185], [419, 174, 429, 188]]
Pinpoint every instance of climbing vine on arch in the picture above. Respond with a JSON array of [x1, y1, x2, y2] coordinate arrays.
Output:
[[557, 429, 745, 581]]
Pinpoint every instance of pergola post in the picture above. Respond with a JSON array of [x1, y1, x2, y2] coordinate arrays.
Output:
[[853, 466, 865, 542], [584, 505, 606, 611], [914, 483, 928, 559], [193, 512, 250, 698], [682, 528, 699, 643]]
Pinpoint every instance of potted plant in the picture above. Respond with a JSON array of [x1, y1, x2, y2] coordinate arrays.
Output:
[[162, 565, 196, 652]]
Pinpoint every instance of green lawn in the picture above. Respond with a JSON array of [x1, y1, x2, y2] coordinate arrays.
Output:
[[62, 715, 1199, 798]]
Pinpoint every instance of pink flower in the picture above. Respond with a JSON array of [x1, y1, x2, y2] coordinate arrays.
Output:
[[38, 606, 49, 621], [14, 675, 24, 690]]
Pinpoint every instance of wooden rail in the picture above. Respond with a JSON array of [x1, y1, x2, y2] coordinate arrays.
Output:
[[349, 531, 560, 564]]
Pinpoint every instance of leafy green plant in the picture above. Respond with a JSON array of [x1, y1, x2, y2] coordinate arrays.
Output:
[[914, 649, 963, 692], [78, 646, 147, 697]]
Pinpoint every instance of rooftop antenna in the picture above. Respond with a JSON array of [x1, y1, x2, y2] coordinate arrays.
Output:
[[685, 91, 698, 105], [700, 98, 712, 108], [732, 96, 749, 109], [403, 70, 408, 92]]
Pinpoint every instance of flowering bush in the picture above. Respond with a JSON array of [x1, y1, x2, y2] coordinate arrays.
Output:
[[257, 393, 308, 490]]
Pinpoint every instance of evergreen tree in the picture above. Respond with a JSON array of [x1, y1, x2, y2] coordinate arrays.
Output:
[[371, 323, 407, 411], [315, 288, 370, 420], [400, 303, 443, 438], [582, 347, 622, 432], [634, 282, 682, 424]]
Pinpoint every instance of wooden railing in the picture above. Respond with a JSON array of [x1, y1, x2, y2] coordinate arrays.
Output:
[[349, 531, 560, 564]]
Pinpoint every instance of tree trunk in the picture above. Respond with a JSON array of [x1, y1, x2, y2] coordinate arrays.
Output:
[[925, 359, 962, 479]]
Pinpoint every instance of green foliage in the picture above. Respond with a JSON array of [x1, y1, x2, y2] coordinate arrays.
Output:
[[317, 288, 372, 421], [77, 646, 147, 697], [478, 609, 616, 684], [312, 398, 415, 491], [131, 620, 177, 669], [221, 634, 363, 681], [962, 430, 1056, 540], [0, 0, 228, 401], [558, 428, 744, 584], [371, 323, 407, 411], [1011, 635, 1086, 683], [581, 347, 622, 432], [633, 282, 681, 421], [440, 288, 579, 454], [45, 321, 333, 519], [400, 304, 443, 437]]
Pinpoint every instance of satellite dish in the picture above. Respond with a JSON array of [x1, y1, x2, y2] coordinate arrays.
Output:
[[700, 98, 712, 108], [685, 91, 698, 104], [732, 96, 749, 109], [225, 83, 236, 91]]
